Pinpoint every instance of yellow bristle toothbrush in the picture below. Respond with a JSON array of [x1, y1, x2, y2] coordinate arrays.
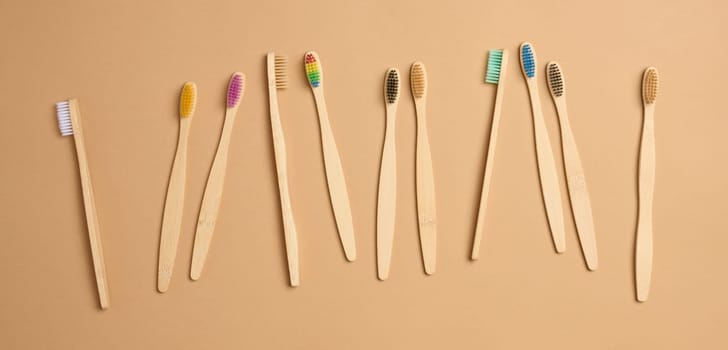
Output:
[[304, 51, 357, 261], [190, 72, 245, 280], [636, 67, 659, 302], [411, 62, 437, 275], [519, 42, 566, 253], [158, 82, 197, 293], [377, 68, 400, 280], [55, 99, 110, 309], [471, 49, 509, 260], [546, 61, 598, 270], [267, 52, 301, 287]]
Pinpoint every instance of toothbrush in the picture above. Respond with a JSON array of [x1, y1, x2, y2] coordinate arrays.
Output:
[[158, 82, 197, 292], [411, 62, 437, 275], [546, 62, 598, 270], [636, 67, 659, 302], [267, 52, 301, 287], [190, 73, 245, 280], [56, 99, 110, 309], [519, 42, 566, 253], [304, 51, 357, 261], [377, 68, 400, 280], [471, 49, 509, 260]]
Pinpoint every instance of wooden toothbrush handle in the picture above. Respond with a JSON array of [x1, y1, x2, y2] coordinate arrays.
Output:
[[190, 109, 238, 280], [268, 79, 300, 287], [158, 118, 191, 293], [313, 89, 357, 261], [636, 105, 656, 302], [527, 82, 566, 253], [556, 100, 598, 270], [415, 100, 437, 275], [70, 100, 110, 309], [472, 72, 508, 260], [377, 106, 397, 280]]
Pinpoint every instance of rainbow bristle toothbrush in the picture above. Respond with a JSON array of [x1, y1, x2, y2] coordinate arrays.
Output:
[[411, 61, 437, 275], [304, 51, 357, 261], [190, 73, 245, 280], [158, 82, 197, 293], [56, 99, 110, 309], [267, 52, 301, 287], [377, 68, 400, 280], [546, 62, 598, 270], [636, 67, 659, 302], [471, 49, 509, 260], [519, 42, 566, 253]]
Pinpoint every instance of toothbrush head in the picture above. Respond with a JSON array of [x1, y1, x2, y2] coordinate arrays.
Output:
[[410, 62, 427, 99], [546, 61, 565, 98], [520, 42, 536, 79], [304, 52, 322, 88], [226, 72, 245, 108], [179, 82, 197, 118], [642, 67, 659, 104], [55, 100, 74, 136], [385, 68, 400, 104], [485, 49, 504, 84], [274, 55, 288, 89]]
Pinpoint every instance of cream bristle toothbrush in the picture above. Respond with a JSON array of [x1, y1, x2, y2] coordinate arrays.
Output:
[[519, 42, 566, 253], [56, 99, 110, 309], [471, 49, 509, 260], [304, 51, 357, 261], [190, 72, 245, 280], [267, 52, 301, 287], [546, 62, 598, 270], [377, 68, 400, 280], [158, 82, 197, 293], [636, 67, 659, 302], [411, 62, 437, 275]]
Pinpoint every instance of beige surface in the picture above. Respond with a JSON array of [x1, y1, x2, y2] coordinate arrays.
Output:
[[0, 0, 726, 348]]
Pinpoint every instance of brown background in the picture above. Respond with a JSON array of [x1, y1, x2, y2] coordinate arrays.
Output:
[[1, 0, 726, 348]]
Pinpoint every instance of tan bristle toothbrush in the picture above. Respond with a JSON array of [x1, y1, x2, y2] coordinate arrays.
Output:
[[55, 99, 110, 309], [471, 49, 508, 260], [304, 51, 357, 261], [519, 42, 566, 253], [546, 62, 598, 270], [267, 52, 301, 287], [411, 62, 437, 275], [158, 82, 197, 293], [377, 68, 400, 280], [636, 67, 659, 302], [190, 72, 245, 280]]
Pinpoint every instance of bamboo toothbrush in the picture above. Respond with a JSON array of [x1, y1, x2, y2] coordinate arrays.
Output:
[[636, 67, 659, 302], [190, 73, 245, 280], [304, 51, 357, 261], [471, 49, 509, 260], [519, 42, 566, 253], [377, 68, 400, 280], [411, 62, 437, 275], [546, 62, 598, 270], [158, 82, 197, 292], [267, 53, 301, 287], [56, 99, 110, 309]]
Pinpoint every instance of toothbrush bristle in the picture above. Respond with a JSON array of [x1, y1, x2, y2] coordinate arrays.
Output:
[[642, 67, 659, 104], [520, 42, 536, 78], [547, 62, 565, 97], [485, 49, 503, 84], [275, 55, 288, 89], [55, 101, 73, 136], [227, 73, 244, 108], [179, 82, 197, 118], [410, 62, 426, 99], [385, 68, 400, 104], [305, 52, 321, 88]]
